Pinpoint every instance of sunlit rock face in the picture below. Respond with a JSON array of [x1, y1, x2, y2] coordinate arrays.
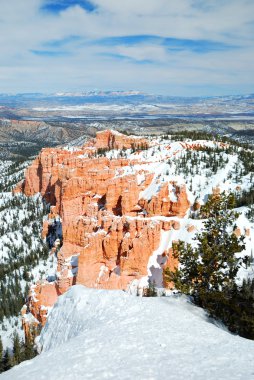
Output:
[[17, 130, 192, 332]]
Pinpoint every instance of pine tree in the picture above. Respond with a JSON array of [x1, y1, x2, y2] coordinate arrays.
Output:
[[0, 336, 3, 373], [165, 193, 248, 307], [22, 337, 36, 361], [2, 349, 12, 372], [12, 331, 22, 365], [143, 279, 157, 297], [227, 193, 236, 209]]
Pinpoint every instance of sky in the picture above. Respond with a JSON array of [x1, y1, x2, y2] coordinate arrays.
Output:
[[0, 0, 254, 96]]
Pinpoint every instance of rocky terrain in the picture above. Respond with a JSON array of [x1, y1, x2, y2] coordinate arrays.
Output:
[[0, 117, 254, 160], [0, 92, 254, 160], [13, 129, 253, 338], [0, 119, 101, 160]]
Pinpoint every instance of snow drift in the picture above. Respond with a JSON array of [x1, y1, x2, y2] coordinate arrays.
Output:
[[2, 285, 254, 380]]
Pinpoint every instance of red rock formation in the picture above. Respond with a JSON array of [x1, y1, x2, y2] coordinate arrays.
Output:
[[22, 282, 60, 335], [234, 227, 242, 237], [18, 130, 192, 331], [21, 305, 39, 340], [245, 228, 250, 237], [187, 225, 196, 233], [95, 130, 148, 150], [138, 182, 189, 218]]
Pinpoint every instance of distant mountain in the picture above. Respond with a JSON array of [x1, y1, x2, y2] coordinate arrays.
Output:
[[53, 90, 146, 97], [0, 91, 254, 108]]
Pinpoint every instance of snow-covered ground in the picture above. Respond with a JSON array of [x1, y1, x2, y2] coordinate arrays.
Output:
[[106, 136, 254, 288], [0, 159, 56, 349], [2, 285, 254, 380], [0, 134, 253, 377], [107, 138, 253, 205]]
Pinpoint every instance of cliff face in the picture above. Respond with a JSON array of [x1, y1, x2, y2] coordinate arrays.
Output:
[[19, 130, 192, 331]]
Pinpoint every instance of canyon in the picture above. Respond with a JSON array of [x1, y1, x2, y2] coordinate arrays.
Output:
[[16, 129, 253, 336]]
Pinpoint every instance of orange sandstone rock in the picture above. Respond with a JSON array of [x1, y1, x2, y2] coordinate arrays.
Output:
[[18, 130, 191, 334], [187, 225, 196, 233], [24, 282, 59, 328], [245, 228, 250, 237], [234, 227, 241, 237], [94, 130, 148, 150]]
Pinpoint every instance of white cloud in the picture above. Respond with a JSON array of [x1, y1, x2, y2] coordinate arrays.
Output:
[[114, 45, 168, 63], [0, 0, 253, 95]]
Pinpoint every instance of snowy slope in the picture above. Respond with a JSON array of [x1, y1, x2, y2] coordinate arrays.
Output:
[[0, 133, 253, 377], [2, 285, 254, 380], [106, 138, 253, 205], [106, 137, 254, 289], [0, 159, 56, 349]]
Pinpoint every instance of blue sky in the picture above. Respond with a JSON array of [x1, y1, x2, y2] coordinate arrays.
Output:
[[0, 0, 253, 95], [41, 0, 97, 14]]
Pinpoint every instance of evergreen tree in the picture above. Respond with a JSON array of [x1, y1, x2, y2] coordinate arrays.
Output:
[[22, 337, 36, 361], [200, 191, 230, 219], [165, 193, 248, 306], [0, 336, 3, 373], [227, 193, 236, 209], [12, 331, 22, 365], [143, 279, 157, 297], [203, 279, 254, 339], [163, 192, 254, 339], [2, 349, 12, 372]]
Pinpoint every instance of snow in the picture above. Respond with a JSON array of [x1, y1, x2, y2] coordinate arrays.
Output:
[[0, 317, 24, 350], [2, 285, 254, 380], [139, 174, 161, 201], [32, 104, 161, 114], [22, 311, 39, 325], [136, 172, 145, 185], [0, 136, 253, 374], [140, 217, 202, 288], [147, 230, 171, 286], [0, 159, 57, 349], [168, 183, 178, 202], [109, 138, 251, 207], [234, 210, 254, 282]]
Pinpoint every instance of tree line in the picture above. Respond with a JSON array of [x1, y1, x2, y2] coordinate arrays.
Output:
[[0, 332, 37, 373]]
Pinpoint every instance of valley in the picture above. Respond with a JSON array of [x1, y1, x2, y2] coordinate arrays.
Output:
[[0, 92, 254, 160]]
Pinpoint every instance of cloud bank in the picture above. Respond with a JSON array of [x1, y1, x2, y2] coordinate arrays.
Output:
[[0, 0, 253, 95]]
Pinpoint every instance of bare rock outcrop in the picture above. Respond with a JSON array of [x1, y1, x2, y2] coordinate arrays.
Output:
[[18, 130, 192, 332]]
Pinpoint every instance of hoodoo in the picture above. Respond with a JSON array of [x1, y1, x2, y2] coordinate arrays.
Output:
[[17, 130, 198, 334]]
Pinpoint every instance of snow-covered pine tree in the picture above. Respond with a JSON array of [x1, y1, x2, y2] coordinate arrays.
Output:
[[12, 331, 22, 366], [143, 279, 157, 297], [165, 193, 248, 306]]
